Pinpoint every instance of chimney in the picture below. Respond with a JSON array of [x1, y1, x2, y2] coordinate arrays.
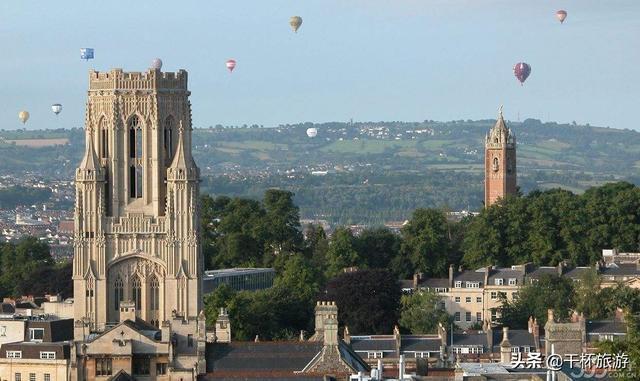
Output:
[[485, 321, 493, 351], [299, 330, 306, 341], [413, 273, 423, 289], [398, 355, 406, 380], [485, 265, 493, 286], [500, 327, 512, 363], [119, 300, 136, 323], [615, 308, 625, 322], [215, 308, 231, 343], [449, 265, 454, 287], [343, 326, 351, 344], [311, 301, 338, 341], [377, 359, 383, 380], [323, 314, 339, 346], [254, 335, 260, 342], [557, 261, 565, 276], [528, 318, 541, 351], [394, 325, 401, 357], [547, 309, 555, 324], [528, 316, 534, 333], [570, 310, 579, 323], [438, 322, 447, 348]]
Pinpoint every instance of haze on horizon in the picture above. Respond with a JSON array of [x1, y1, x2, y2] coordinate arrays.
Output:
[[0, 0, 638, 131]]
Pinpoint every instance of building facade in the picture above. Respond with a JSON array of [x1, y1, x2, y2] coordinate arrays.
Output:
[[484, 106, 517, 207], [71, 68, 205, 380]]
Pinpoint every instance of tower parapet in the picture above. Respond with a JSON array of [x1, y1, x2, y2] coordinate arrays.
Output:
[[89, 68, 188, 92]]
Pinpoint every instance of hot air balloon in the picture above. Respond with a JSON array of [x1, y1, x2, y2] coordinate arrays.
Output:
[[306, 128, 318, 138], [18, 111, 30, 125], [80, 48, 95, 61], [289, 16, 303, 33], [556, 10, 567, 24], [151, 58, 163, 70], [226, 59, 236, 73], [513, 62, 531, 85], [51, 104, 62, 116]]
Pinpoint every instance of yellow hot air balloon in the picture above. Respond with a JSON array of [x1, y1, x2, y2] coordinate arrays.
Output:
[[289, 16, 303, 33], [18, 111, 30, 125]]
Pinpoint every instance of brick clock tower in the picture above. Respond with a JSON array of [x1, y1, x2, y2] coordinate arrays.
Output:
[[484, 106, 517, 207]]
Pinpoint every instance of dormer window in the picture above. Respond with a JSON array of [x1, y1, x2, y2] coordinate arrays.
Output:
[[508, 278, 517, 286], [454, 281, 462, 288], [495, 278, 504, 286]]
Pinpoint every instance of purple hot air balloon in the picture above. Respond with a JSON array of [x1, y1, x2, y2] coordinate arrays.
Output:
[[513, 62, 531, 85], [151, 58, 163, 70]]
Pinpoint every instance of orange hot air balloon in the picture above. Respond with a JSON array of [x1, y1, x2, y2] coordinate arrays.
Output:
[[226, 59, 236, 73], [556, 10, 567, 24]]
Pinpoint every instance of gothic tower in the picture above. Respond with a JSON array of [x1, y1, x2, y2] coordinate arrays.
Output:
[[73, 68, 202, 333], [484, 106, 517, 207]]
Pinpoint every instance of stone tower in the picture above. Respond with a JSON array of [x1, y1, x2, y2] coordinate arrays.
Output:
[[484, 106, 517, 207], [73, 68, 202, 334]]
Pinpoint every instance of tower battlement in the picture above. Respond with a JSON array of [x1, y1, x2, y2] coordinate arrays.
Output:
[[89, 68, 188, 92]]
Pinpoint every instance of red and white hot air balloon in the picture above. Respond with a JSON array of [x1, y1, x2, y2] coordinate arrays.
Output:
[[556, 10, 567, 24], [226, 59, 237, 73], [513, 62, 531, 86]]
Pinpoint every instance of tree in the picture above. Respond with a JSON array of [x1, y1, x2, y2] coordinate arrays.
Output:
[[322, 269, 401, 334], [499, 274, 575, 328], [399, 290, 449, 334], [597, 313, 640, 381], [574, 268, 605, 319], [263, 189, 303, 257], [355, 228, 401, 270], [401, 209, 450, 277], [325, 228, 359, 278]]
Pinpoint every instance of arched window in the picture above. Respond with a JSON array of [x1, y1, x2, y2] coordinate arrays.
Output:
[[114, 276, 124, 311], [492, 157, 499, 172], [149, 275, 159, 312], [100, 119, 109, 158], [132, 275, 142, 311], [128, 116, 142, 159], [164, 116, 174, 162]]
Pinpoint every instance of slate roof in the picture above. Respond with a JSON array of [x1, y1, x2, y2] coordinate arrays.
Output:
[[586, 321, 627, 334], [421, 278, 449, 288], [400, 336, 442, 352], [487, 268, 524, 284], [350, 337, 396, 351], [452, 270, 485, 286], [526, 267, 558, 279], [601, 264, 640, 277], [563, 267, 593, 279], [206, 341, 323, 374], [0, 303, 15, 314], [399, 280, 414, 290], [451, 331, 487, 347], [491, 329, 536, 351]]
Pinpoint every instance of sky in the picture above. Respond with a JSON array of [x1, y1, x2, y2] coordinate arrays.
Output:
[[0, 0, 638, 130]]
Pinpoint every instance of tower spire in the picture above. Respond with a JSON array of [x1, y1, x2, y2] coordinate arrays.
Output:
[[79, 129, 100, 170]]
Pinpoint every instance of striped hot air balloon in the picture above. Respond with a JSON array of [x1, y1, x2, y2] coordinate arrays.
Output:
[[226, 59, 236, 73]]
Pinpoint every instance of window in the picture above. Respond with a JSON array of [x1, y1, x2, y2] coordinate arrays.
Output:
[[187, 334, 194, 347], [466, 312, 472, 322], [465, 297, 471, 303], [476, 297, 482, 303], [434, 287, 447, 293], [466, 281, 480, 288], [454, 281, 462, 288], [511, 347, 520, 353], [164, 116, 174, 162], [100, 119, 109, 158], [491, 309, 498, 322], [492, 157, 499, 171], [508, 278, 517, 286], [114, 276, 124, 311], [132, 276, 142, 310], [476, 312, 482, 322], [491, 291, 498, 300], [367, 352, 383, 359], [44, 375, 50, 381], [512, 292, 519, 300], [29, 328, 44, 341], [495, 278, 504, 286], [15, 373, 21, 381], [498, 291, 507, 299], [96, 358, 112, 376], [29, 374, 35, 381], [523, 346, 531, 353], [128, 116, 142, 159], [0, 326, 5, 336], [150, 275, 159, 311], [133, 357, 150, 375], [156, 363, 168, 375], [414, 352, 430, 358], [40, 351, 56, 359], [454, 297, 460, 303], [454, 312, 461, 322], [470, 346, 484, 354], [7, 351, 22, 359]]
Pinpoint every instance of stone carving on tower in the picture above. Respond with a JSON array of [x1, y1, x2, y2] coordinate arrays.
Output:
[[484, 106, 517, 207]]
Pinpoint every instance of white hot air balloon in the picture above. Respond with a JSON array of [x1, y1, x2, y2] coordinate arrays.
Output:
[[51, 104, 62, 116], [151, 58, 163, 70], [306, 128, 318, 138]]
